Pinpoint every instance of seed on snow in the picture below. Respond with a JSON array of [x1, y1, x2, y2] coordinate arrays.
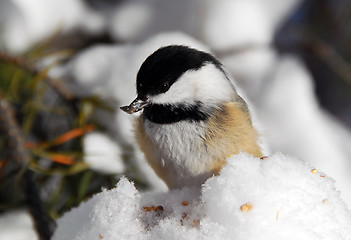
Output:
[[240, 203, 253, 212]]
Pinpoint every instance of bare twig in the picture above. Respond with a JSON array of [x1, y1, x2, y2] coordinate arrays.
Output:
[[303, 39, 351, 87]]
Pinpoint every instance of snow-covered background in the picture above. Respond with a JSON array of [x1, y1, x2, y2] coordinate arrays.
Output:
[[1, 0, 351, 239]]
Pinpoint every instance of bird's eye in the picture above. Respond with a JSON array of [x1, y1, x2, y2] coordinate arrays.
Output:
[[160, 82, 170, 93]]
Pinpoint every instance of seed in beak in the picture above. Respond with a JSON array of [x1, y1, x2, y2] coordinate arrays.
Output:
[[120, 105, 137, 114], [120, 98, 148, 114]]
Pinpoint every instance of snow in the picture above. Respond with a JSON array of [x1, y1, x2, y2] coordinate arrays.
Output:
[[261, 0, 303, 30], [1, 0, 302, 53], [201, 0, 272, 51], [109, 2, 154, 42], [221, 47, 277, 100], [0, 209, 37, 240], [52, 153, 351, 240], [107, 0, 200, 43], [83, 132, 125, 174], [107, 0, 302, 51], [256, 56, 351, 208], [1, 0, 104, 53]]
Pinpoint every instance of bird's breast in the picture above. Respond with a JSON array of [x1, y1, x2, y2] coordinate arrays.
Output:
[[144, 119, 209, 170], [139, 118, 215, 188]]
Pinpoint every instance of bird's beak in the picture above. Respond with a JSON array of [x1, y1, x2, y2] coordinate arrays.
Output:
[[120, 97, 148, 114]]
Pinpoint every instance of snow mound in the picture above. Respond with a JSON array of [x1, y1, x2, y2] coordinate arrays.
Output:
[[53, 153, 351, 240], [0, 209, 36, 240], [83, 132, 125, 174], [201, 0, 272, 51]]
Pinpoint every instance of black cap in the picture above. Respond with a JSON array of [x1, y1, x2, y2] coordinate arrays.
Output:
[[136, 45, 224, 98]]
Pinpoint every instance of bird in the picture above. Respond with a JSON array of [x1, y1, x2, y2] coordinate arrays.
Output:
[[121, 45, 262, 189]]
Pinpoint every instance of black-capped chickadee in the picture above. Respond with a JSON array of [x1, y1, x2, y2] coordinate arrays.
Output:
[[121, 45, 262, 189]]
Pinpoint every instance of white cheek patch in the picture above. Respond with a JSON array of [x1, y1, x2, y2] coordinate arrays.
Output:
[[148, 64, 236, 105]]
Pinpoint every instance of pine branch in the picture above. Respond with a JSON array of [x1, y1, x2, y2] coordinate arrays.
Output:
[[0, 51, 75, 100], [0, 93, 55, 240]]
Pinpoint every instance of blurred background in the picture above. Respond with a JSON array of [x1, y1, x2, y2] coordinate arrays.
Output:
[[0, 0, 351, 239]]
